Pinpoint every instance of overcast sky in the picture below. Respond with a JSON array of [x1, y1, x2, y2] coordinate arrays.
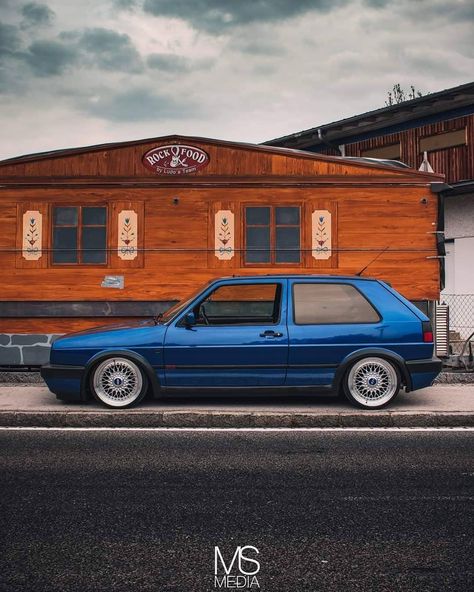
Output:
[[0, 0, 472, 160]]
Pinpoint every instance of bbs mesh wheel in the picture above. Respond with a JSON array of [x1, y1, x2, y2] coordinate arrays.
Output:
[[343, 357, 400, 409], [90, 357, 148, 408]]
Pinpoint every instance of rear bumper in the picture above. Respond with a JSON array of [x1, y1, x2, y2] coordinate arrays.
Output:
[[405, 356, 442, 391], [40, 363, 85, 401]]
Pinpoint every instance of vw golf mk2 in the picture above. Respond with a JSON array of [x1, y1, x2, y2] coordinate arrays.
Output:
[[41, 275, 441, 409]]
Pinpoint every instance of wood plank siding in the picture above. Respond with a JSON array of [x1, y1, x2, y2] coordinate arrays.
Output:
[[0, 136, 442, 334], [318, 114, 474, 184]]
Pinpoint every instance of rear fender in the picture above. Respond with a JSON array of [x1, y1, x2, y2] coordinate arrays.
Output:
[[333, 348, 411, 392]]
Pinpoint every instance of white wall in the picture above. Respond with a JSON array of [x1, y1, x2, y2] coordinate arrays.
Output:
[[452, 237, 474, 294], [442, 236, 474, 295], [444, 194, 474, 241], [442, 193, 474, 296]]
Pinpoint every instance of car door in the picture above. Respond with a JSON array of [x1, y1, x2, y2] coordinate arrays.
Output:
[[163, 279, 288, 387]]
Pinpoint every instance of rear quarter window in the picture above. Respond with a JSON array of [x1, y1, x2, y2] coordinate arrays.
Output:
[[293, 283, 381, 324]]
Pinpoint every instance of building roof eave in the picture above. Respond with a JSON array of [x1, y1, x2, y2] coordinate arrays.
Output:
[[263, 81, 474, 148], [441, 179, 474, 197]]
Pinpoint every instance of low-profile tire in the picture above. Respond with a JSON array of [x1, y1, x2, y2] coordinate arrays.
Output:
[[90, 357, 148, 409], [343, 356, 400, 409]]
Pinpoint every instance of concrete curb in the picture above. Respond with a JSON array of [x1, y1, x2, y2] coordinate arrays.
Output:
[[0, 410, 473, 428]]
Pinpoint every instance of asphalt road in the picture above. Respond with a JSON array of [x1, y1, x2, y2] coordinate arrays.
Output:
[[1, 429, 473, 592]]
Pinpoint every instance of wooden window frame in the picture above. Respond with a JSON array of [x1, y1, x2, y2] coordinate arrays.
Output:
[[242, 203, 303, 267], [50, 204, 108, 267]]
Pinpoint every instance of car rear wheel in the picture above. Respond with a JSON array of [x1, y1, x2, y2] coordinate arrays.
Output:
[[343, 357, 400, 409], [90, 357, 148, 408]]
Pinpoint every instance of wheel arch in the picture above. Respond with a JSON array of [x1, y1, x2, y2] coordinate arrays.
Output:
[[333, 348, 411, 393], [81, 350, 160, 400]]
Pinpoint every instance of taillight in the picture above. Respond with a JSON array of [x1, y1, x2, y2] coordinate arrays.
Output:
[[422, 321, 433, 343]]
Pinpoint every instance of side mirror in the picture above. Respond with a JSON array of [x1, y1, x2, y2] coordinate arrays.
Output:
[[184, 312, 196, 327]]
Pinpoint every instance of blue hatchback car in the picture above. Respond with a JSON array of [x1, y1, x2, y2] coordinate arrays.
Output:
[[41, 275, 441, 410]]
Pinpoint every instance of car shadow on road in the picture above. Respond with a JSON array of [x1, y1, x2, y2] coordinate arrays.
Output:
[[70, 389, 425, 411]]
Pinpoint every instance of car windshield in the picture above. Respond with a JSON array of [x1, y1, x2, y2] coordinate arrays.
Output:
[[158, 281, 214, 323]]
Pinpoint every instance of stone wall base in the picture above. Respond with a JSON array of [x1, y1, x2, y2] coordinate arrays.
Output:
[[0, 334, 62, 366]]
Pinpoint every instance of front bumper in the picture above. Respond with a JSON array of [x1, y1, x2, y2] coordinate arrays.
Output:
[[40, 363, 85, 401], [405, 356, 442, 391]]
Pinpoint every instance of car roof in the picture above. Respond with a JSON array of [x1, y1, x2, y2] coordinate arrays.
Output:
[[219, 274, 378, 281]]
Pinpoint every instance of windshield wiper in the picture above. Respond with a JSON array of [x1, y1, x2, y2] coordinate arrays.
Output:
[[152, 313, 164, 325]]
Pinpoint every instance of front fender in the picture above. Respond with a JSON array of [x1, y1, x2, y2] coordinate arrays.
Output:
[[82, 349, 160, 399], [332, 348, 411, 392]]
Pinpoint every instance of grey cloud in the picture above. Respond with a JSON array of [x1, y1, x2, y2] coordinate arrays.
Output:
[[147, 52, 192, 72], [21, 2, 55, 28], [0, 22, 21, 56], [415, 0, 474, 22], [25, 39, 77, 76], [146, 52, 213, 72], [143, 0, 346, 33], [252, 63, 277, 75], [401, 50, 469, 78], [229, 38, 285, 56], [85, 86, 199, 121], [111, 0, 139, 8], [363, 0, 392, 7], [370, 0, 474, 23], [0, 22, 23, 93], [20, 27, 144, 77], [78, 28, 143, 73]]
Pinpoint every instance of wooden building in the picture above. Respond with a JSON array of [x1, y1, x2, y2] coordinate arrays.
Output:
[[0, 135, 444, 365], [264, 81, 474, 184]]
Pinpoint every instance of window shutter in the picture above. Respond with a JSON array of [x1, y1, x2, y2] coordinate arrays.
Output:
[[110, 201, 144, 268], [305, 200, 338, 268], [208, 201, 238, 268], [16, 202, 48, 269]]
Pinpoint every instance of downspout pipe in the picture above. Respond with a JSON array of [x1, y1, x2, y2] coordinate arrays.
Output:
[[431, 182, 452, 292]]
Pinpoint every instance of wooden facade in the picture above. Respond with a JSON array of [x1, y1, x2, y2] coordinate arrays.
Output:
[[316, 114, 474, 184], [0, 135, 443, 336]]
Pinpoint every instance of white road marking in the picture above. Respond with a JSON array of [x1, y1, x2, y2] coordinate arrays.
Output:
[[0, 427, 473, 432], [332, 496, 474, 502]]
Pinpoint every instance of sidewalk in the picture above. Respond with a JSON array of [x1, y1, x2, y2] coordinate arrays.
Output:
[[0, 384, 473, 427]]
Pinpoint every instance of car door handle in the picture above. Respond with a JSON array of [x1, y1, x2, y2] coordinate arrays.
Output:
[[260, 330, 283, 338]]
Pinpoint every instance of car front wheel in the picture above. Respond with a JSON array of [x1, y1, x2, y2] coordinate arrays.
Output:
[[90, 357, 148, 408], [343, 357, 400, 409]]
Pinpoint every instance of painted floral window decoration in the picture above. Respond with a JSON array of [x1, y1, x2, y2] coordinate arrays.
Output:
[[22, 210, 42, 260], [118, 210, 138, 260], [214, 210, 234, 260], [312, 210, 332, 260]]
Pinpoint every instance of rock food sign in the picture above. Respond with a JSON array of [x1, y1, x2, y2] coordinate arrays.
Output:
[[142, 144, 210, 175]]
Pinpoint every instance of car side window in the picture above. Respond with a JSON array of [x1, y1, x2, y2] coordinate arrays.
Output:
[[193, 283, 282, 326], [293, 283, 380, 324]]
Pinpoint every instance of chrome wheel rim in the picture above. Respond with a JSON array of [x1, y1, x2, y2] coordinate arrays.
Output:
[[93, 358, 142, 407], [348, 357, 398, 407]]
